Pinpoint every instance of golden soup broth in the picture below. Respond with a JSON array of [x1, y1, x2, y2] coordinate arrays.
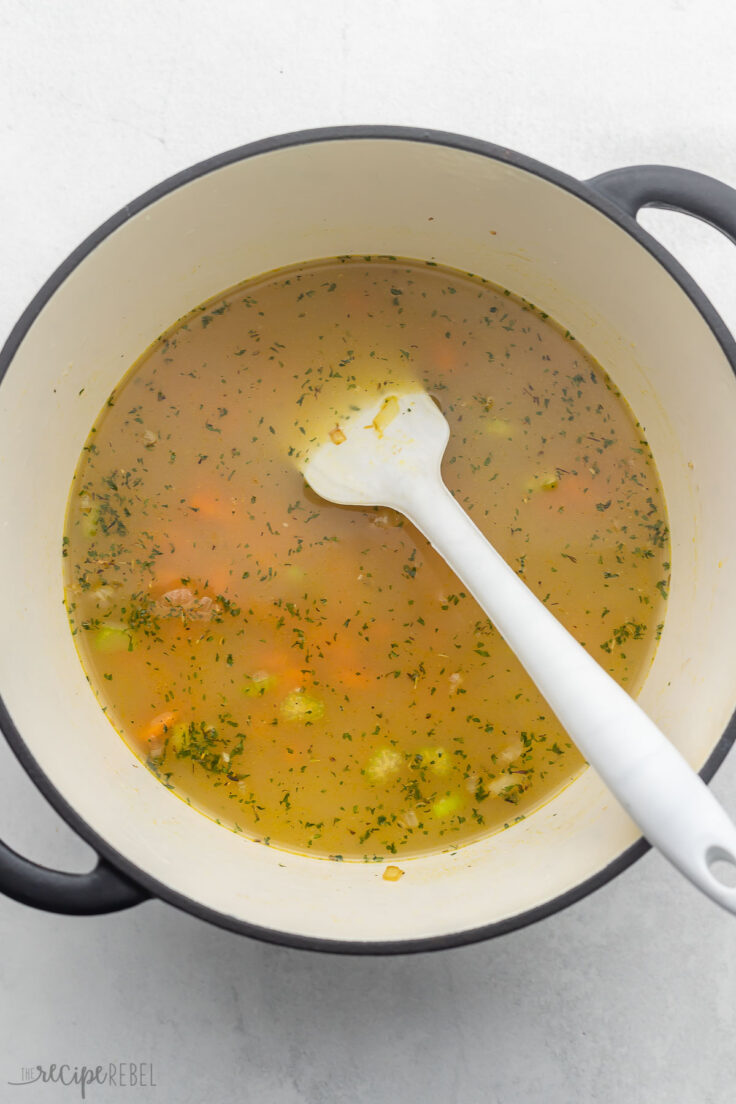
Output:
[[64, 257, 670, 861]]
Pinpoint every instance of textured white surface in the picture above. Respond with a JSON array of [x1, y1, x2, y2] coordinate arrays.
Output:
[[1, 1, 736, 1100]]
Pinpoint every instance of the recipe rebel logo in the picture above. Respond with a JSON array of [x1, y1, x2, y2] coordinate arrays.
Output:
[[8, 1062, 156, 1098]]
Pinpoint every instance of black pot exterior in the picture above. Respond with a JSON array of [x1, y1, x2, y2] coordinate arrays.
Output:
[[1, 126, 735, 953]]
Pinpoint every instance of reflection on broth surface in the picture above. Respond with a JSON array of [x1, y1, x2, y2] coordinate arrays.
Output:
[[63, 257, 670, 860]]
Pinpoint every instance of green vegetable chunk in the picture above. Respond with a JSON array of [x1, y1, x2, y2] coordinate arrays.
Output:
[[242, 671, 277, 697], [280, 690, 325, 723], [365, 747, 402, 782], [416, 746, 451, 776], [93, 624, 133, 653], [432, 792, 463, 819]]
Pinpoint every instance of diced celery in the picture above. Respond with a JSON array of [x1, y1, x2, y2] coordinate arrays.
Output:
[[82, 506, 101, 538], [486, 418, 513, 438], [280, 690, 325, 723], [169, 723, 189, 754], [416, 746, 450, 776], [93, 624, 133, 653], [431, 792, 463, 819], [242, 671, 277, 697], [365, 747, 402, 782], [524, 472, 559, 494]]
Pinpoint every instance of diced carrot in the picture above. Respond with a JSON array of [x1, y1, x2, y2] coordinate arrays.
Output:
[[187, 490, 234, 522], [258, 653, 306, 685], [141, 710, 177, 755], [203, 572, 233, 597], [257, 651, 288, 671], [433, 343, 460, 375], [338, 668, 370, 688]]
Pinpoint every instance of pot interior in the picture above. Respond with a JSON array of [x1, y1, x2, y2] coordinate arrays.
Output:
[[1, 134, 735, 945]]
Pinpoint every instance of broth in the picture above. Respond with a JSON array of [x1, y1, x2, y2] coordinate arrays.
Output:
[[63, 257, 670, 861]]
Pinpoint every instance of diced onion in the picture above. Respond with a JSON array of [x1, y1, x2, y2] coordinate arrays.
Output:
[[371, 394, 400, 437]]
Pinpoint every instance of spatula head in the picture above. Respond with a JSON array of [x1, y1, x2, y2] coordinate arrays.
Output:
[[301, 390, 450, 509]]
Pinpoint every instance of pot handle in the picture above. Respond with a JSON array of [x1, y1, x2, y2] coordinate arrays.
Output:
[[0, 837, 149, 915], [588, 164, 736, 243]]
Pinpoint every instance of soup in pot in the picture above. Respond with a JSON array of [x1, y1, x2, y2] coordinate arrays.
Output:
[[63, 257, 670, 861]]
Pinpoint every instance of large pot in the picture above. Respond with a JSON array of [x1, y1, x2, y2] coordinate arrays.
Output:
[[1, 127, 735, 954]]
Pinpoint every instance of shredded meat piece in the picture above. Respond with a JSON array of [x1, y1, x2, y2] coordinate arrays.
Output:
[[155, 588, 219, 621]]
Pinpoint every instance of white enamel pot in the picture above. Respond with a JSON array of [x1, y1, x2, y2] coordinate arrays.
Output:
[[1, 127, 735, 954]]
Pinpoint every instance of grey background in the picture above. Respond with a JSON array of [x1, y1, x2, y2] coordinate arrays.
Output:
[[2, 1, 736, 1100]]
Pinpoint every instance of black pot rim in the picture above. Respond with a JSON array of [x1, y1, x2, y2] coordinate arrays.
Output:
[[2, 124, 735, 955]]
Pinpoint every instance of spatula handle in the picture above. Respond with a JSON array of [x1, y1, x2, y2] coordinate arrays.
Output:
[[404, 477, 736, 914]]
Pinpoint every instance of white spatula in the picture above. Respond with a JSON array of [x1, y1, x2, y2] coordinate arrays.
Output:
[[302, 389, 736, 913]]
